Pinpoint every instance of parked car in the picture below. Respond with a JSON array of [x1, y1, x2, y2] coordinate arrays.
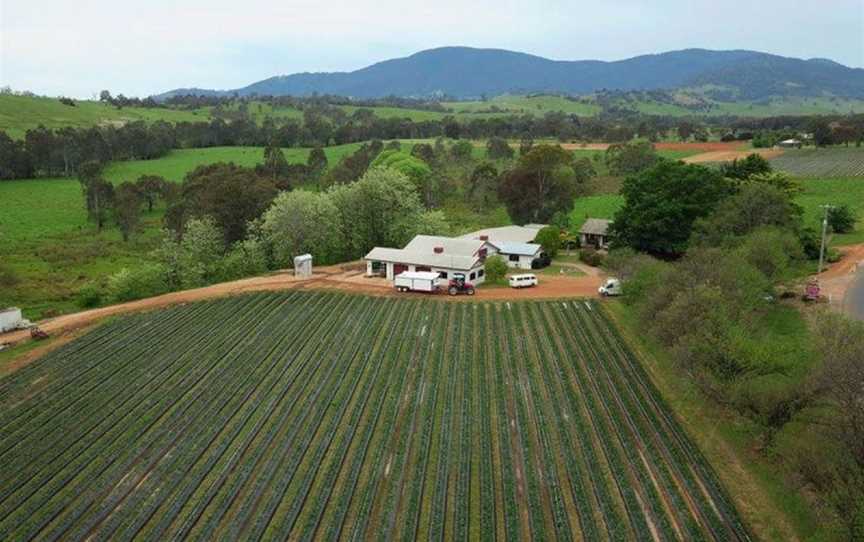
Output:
[[531, 253, 551, 269], [509, 273, 538, 288], [598, 278, 622, 296]]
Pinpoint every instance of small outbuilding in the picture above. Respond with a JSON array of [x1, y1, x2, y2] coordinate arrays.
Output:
[[579, 219, 613, 249], [294, 254, 313, 278]]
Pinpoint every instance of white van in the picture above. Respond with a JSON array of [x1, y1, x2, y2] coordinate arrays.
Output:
[[508, 274, 538, 288], [598, 278, 622, 296]]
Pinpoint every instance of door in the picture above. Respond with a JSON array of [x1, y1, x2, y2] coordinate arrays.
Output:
[[393, 264, 408, 276]]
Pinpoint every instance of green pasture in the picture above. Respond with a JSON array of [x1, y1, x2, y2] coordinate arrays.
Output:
[[0, 94, 208, 139]]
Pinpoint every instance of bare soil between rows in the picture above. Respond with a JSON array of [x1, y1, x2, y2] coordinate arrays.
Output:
[[0, 264, 603, 373]]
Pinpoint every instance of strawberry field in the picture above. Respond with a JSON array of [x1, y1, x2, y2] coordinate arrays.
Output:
[[0, 291, 749, 540], [770, 147, 864, 177]]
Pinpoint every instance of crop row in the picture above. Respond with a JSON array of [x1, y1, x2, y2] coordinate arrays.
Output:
[[0, 292, 750, 540]]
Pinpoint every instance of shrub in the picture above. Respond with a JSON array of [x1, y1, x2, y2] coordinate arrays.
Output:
[[0, 263, 20, 288], [76, 281, 104, 308], [106, 264, 169, 303], [579, 247, 605, 267], [534, 226, 562, 258], [484, 255, 508, 284], [828, 204, 857, 234], [217, 238, 270, 282]]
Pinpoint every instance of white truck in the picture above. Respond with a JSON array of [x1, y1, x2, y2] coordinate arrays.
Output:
[[394, 271, 441, 293], [598, 278, 622, 296]]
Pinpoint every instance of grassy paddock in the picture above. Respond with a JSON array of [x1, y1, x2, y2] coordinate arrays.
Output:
[[0, 94, 208, 138]]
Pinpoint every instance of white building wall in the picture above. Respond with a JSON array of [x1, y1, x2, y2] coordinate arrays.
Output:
[[501, 253, 537, 270]]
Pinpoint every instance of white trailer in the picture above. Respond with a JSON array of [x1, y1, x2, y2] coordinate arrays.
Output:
[[394, 271, 440, 293], [0, 307, 25, 333]]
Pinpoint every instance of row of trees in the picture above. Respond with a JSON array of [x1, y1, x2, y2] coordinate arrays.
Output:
[[85, 167, 446, 305], [6, 104, 864, 181], [0, 122, 175, 179]]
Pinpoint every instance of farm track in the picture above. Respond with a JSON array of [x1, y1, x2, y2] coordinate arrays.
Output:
[[0, 291, 750, 541]]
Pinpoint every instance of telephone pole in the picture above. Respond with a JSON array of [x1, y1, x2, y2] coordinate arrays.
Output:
[[818, 204, 835, 274]]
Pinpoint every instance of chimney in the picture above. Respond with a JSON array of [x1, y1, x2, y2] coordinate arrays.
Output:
[[433, 246, 444, 254], [479, 235, 489, 241]]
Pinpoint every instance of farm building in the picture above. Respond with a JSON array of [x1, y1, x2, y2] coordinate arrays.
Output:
[[580, 218, 613, 249], [460, 224, 545, 268], [365, 235, 496, 284]]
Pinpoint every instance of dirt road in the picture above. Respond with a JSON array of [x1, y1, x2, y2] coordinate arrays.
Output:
[[1, 266, 603, 348], [683, 148, 783, 164], [817, 244, 864, 319]]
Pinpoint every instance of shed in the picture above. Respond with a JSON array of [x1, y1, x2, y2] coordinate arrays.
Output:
[[0, 307, 24, 333], [294, 254, 313, 278], [579, 219, 613, 249]]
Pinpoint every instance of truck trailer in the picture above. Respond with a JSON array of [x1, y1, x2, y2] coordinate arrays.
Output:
[[394, 271, 441, 293]]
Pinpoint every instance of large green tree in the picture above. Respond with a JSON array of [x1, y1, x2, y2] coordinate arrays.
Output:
[[77, 160, 114, 231], [498, 144, 587, 225], [605, 141, 658, 176], [610, 160, 733, 257], [261, 190, 344, 266], [329, 167, 426, 258], [691, 183, 803, 246], [113, 182, 143, 242], [369, 150, 435, 206], [168, 163, 277, 243]]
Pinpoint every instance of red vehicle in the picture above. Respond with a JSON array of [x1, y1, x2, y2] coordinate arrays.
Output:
[[448, 273, 476, 296]]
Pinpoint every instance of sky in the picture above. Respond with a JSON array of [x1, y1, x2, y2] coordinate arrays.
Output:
[[2, 0, 863, 98]]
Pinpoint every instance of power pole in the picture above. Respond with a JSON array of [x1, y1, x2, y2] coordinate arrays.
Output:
[[817, 204, 835, 274]]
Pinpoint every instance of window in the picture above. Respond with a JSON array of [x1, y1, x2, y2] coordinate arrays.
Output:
[[479, 248, 488, 260], [439, 271, 448, 279], [469, 272, 476, 280], [509, 254, 520, 262], [478, 269, 485, 277]]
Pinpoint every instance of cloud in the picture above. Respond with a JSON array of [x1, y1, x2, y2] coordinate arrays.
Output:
[[2, 0, 862, 98]]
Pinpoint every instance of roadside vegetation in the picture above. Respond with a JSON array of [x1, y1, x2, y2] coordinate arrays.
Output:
[[604, 155, 864, 538]]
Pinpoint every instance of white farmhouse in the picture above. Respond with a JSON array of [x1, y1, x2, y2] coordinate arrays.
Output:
[[365, 235, 496, 284]]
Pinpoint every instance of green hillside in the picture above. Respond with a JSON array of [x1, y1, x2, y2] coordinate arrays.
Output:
[[0, 94, 209, 138], [4, 91, 861, 141]]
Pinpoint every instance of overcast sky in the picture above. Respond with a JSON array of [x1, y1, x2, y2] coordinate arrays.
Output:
[[2, 0, 863, 98]]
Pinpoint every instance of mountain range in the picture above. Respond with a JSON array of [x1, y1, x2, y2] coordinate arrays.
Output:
[[158, 47, 864, 101]]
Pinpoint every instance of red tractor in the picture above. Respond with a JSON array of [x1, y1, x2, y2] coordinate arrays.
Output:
[[448, 273, 476, 296]]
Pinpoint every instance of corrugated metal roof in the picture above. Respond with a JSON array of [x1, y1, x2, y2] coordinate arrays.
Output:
[[404, 235, 488, 257], [459, 225, 543, 245], [365, 247, 479, 270], [495, 242, 542, 257], [579, 219, 612, 236]]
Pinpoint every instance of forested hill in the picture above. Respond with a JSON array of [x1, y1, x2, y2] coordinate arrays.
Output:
[[159, 47, 864, 100]]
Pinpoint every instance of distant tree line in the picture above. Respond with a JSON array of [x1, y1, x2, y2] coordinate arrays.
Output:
[[4, 100, 864, 181]]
